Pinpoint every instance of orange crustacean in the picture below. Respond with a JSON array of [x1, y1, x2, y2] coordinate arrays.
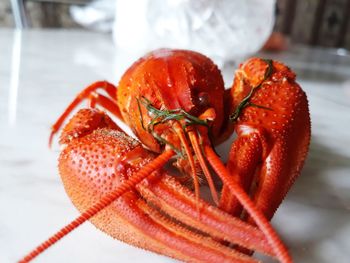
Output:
[[19, 49, 311, 263]]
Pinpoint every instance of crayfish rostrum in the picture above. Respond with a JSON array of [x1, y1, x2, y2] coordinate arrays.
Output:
[[20, 49, 310, 263]]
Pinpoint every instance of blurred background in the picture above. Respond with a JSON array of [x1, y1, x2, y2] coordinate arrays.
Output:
[[2, 0, 350, 48], [2, 0, 350, 54], [1, 1, 350, 263]]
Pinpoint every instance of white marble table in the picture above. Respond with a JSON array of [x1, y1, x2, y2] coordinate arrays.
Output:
[[0, 29, 350, 263]]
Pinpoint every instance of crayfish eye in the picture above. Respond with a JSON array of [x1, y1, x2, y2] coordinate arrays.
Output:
[[191, 90, 211, 116], [197, 92, 210, 108]]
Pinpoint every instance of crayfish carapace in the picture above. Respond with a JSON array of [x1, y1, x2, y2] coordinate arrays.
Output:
[[20, 49, 310, 263]]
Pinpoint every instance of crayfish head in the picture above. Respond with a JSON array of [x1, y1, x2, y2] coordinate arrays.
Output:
[[117, 49, 230, 153]]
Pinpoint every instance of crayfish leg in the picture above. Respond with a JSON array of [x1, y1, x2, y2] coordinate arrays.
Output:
[[58, 108, 122, 145], [220, 127, 264, 216], [204, 146, 292, 263], [224, 56, 311, 222], [49, 81, 122, 146], [225, 125, 310, 222], [104, 191, 258, 263], [138, 173, 274, 256], [188, 129, 219, 204], [172, 122, 201, 210], [56, 123, 268, 262]]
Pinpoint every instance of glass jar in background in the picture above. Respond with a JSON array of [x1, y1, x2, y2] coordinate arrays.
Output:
[[113, 0, 276, 65]]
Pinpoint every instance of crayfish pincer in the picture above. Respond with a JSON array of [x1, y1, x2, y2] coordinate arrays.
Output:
[[20, 49, 310, 263]]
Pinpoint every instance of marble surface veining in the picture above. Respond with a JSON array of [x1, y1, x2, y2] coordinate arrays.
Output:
[[0, 29, 350, 263]]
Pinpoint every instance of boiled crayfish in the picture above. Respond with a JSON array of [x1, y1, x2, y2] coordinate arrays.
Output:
[[20, 49, 310, 263]]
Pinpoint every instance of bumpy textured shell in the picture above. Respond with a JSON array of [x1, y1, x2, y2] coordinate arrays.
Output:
[[226, 58, 311, 219], [59, 127, 174, 256]]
